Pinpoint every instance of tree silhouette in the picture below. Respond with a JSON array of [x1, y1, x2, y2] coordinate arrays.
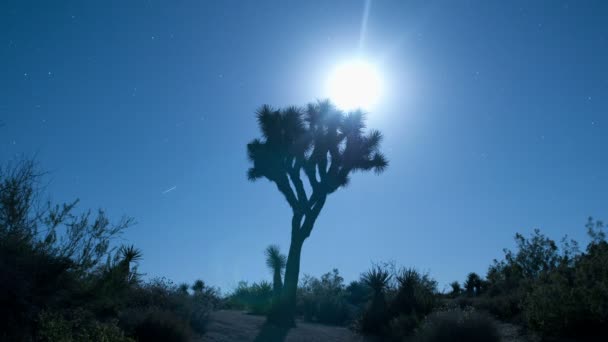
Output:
[[449, 281, 462, 297], [265, 245, 286, 297], [192, 279, 205, 293], [247, 100, 388, 326], [464, 272, 483, 296]]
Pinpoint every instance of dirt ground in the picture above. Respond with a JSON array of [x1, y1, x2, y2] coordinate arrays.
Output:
[[200, 310, 531, 342], [200, 310, 374, 342]]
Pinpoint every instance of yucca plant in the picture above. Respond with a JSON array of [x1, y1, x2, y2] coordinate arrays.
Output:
[[118, 244, 142, 284], [247, 100, 388, 326], [360, 266, 392, 334], [392, 268, 437, 320], [178, 283, 190, 295], [362, 266, 392, 295], [265, 245, 286, 297]]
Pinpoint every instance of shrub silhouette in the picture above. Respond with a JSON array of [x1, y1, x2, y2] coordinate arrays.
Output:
[[0, 160, 219, 340], [297, 269, 352, 325], [384, 268, 438, 338], [449, 281, 462, 297], [0, 160, 132, 340], [132, 309, 192, 342], [523, 219, 608, 339], [464, 272, 483, 297], [246, 100, 388, 326], [358, 265, 392, 334], [227, 281, 274, 315], [415, 307, 500, 342]]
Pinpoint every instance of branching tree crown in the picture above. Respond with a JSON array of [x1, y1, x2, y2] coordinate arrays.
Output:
[[247, 100, 388, 238]]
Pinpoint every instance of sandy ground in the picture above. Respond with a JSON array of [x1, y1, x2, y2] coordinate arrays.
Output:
[[200, 310, 374, 342], [201, 310, 531, 342]]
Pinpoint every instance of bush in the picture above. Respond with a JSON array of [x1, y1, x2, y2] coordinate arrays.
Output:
[[0, 160, 133, 340], [415, 308, 500, 342], [37, 310, 134, 342], [391, 268, 437, 318], [120, 278, 218, 336], [0, 160, 219, 340], [226, 281, 273, 315], [523, 238, 608, 339], [133, 309, 192, 342], [297, 269, 353, 325], [387, 313, 420, 341]]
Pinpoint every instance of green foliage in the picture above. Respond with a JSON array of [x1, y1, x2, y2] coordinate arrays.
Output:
[[381, 268, 438, 338], [456, 218, 608, 340], [226, 281, 274, 315], [122, 278, 218, 335], [523, 239, 608, 339], [345, 280, 371, 307], [38, 310, 134, 342], [297, 269, 354, 325], [0, 160, 219, 340], [415, 307, 500, 342]]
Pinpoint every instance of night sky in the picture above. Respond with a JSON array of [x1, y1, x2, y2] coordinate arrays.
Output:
[[1, 0, 607, 292]]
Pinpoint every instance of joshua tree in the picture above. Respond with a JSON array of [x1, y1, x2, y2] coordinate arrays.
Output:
[[247, 100, 388, 326], [265, 245, 287, 297], [464, 272, 483, 296]]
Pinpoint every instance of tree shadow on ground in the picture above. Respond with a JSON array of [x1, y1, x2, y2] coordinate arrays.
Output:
[[253, 322, 290, 342]]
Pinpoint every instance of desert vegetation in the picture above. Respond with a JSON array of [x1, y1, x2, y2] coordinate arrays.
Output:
[[0, 160, 220, 341], [2, 102, 607, 342]]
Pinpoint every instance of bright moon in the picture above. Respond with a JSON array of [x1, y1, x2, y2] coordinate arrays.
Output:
[[327, 60, 382, 111]]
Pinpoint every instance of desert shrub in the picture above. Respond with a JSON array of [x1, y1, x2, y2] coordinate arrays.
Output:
[[381, 268, 438, 338], [358, 265, 392, 335], [345, 280, 371, 307], [226, 281, 273, 315], [0, 160, 133, 340], [475, 292, 522, 321], [468, 229, 577, 322], [0, 160, 218, 340], [120, 278, 218, 336], [297, 269, 353, 325], [132, 309, 192, 342], [523, 230, 608, 339], [37, 309, 134, 342], [415, 307, 500, 342], [387, 313, 420, 341], [448, 281, 461, 298], [391, 268, 437, 317]]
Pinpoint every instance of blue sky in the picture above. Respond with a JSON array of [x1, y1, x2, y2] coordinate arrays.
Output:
[[1, 0, 607, 292]]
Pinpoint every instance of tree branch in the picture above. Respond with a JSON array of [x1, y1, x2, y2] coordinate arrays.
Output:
[[276, 176, 300, 213], [288, 160, 308, 208], [301, 194, 326, 239]]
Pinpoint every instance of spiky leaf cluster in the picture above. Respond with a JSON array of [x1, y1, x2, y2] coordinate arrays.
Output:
[[247, 100, 388, 214], [265, 244, 287, 275]]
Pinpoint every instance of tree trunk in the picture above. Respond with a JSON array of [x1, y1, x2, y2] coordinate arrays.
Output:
[[268, 235, 304, 327], [272, 268, 283, 296]]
